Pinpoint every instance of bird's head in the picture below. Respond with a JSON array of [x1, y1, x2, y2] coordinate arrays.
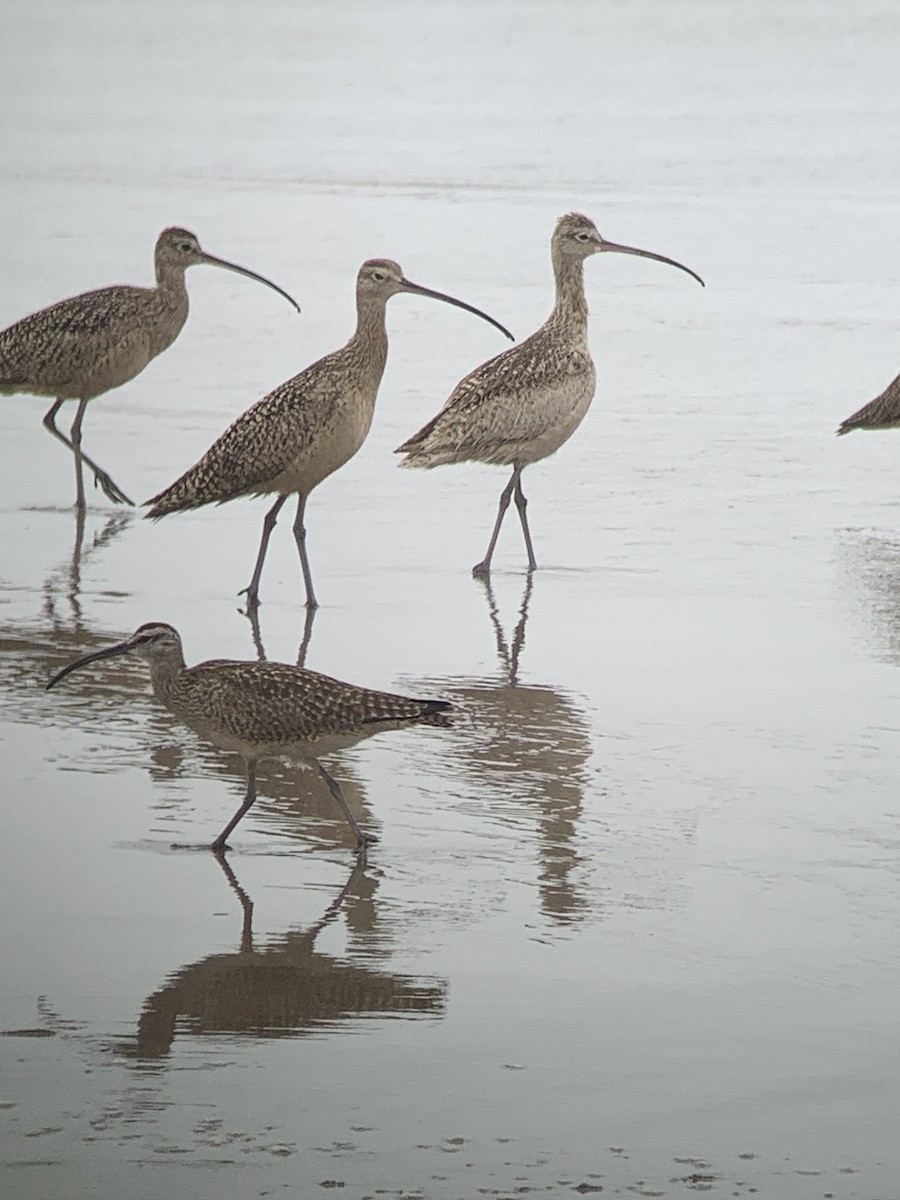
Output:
[[552, 212, 704, 286]]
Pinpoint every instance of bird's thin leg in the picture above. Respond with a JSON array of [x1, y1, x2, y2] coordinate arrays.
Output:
[[292, 493, 318, 610], [211, 759, 258, 852], [70, 399, 87, 510], [472, 466, 520, 578], [240, 495, 288, 611], [42, 398, 134, 507], [316, 761, 376, 867], [513, 468, 537, 571]]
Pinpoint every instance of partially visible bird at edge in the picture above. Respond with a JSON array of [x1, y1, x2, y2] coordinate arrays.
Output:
[[144, 259, 513, 610], [836, 371, 900, 436], [46, 622, 452, 866], [395, 212, 704, 577], [0, 227, 300, 510]]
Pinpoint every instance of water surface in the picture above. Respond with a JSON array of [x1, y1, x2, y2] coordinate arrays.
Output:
[[2, 1, 899, 1197]]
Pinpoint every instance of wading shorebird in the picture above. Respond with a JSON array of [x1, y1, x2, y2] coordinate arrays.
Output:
[[837, 371, 900, 436], [395, 213, 704, 576], [0, 227, 300, 509], [145, 259, 513, 609], [46, 622, 452, 863]]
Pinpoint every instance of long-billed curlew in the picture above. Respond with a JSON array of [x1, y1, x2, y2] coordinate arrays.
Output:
[[1, 227, 300, 509], [145, 259, 513, 609], [836, 372, 900, 436], [395, 213, 703, 576], [46, 621, 452, 863]]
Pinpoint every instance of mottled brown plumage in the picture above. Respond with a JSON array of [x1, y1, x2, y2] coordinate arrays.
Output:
[[145, 258, 513, 609], [396, 213, 704, 576], [46, 622, 451, 861], [1, 227, 299, 508], [837, 371, 900, 435]]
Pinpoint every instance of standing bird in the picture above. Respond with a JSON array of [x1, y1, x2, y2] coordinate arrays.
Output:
[[836, 372, 900, 436], [46, 622, 452, 863], [395, 213, 704, 576], [145, 259, 513, 610], [1, 227, 300, 509]]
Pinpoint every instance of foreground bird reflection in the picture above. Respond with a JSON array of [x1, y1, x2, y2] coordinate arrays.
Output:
[[418, 575, 594, 924], [119, 855, 447, 1060]]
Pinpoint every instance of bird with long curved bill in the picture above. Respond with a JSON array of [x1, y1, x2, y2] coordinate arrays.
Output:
[[396, 213, 703, 576], [46, 622, 452, 864], [144, 259, 513, 610], [1, 227, 300, 509]]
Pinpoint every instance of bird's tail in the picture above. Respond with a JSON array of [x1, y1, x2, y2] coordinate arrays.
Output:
[[836, 374, 900, 436], [144, 473, 204, 518]]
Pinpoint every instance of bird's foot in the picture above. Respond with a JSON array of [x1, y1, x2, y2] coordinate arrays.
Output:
[[237, 586, 261, 613], [211, 839, 231, 855], [471, 560, 492, 579], [355, 831, 378, 868], [93, 469, 134, 506]]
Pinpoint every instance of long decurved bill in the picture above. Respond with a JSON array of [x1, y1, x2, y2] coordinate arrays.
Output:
[[601, 241, 704, 287], [401, 279, 514, 341], [200, 252, 302, 313], [47, 640, 135, 690]]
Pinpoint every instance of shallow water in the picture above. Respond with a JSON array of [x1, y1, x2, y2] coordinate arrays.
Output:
[[2, 1, 900, 1197]]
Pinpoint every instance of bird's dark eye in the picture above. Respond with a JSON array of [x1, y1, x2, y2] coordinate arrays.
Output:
[[575, 232, 590, 242], [372, 271, 386, 282]]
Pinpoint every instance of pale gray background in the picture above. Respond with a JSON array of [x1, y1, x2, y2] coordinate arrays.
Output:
[[1, 1, 899, 1197]]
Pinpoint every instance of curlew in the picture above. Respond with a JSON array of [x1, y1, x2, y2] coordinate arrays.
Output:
[[395, 213, 704, 576], [1, 227, 300, 510], [836, 371, 900, 436], [46, 622, 452, 863], [145, 259, 513, 609]]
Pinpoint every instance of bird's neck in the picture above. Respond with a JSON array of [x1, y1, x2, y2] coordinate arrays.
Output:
[[549, 254, 589, 340], [347, 296, 389, 383], [155, 261, 190, 305], [146, 647, 187, 701]]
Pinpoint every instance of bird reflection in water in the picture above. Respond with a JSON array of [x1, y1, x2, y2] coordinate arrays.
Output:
[[119, 854, 447, 1061], [41, 509, 131, 630], [422, 574, 594, 926], [0, 509, 132, 710], [246, 600, 317, 668]]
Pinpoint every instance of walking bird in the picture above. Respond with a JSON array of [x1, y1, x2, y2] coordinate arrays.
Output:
[[1, 227, 300, 509], [46, 622, 452, 862], [396, 213, 703, 576], [837, 372, 900, 436], [145, 259, 513, 609]]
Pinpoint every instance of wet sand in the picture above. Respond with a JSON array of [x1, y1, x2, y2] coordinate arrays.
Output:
[[2, 1, 900, 1196]]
